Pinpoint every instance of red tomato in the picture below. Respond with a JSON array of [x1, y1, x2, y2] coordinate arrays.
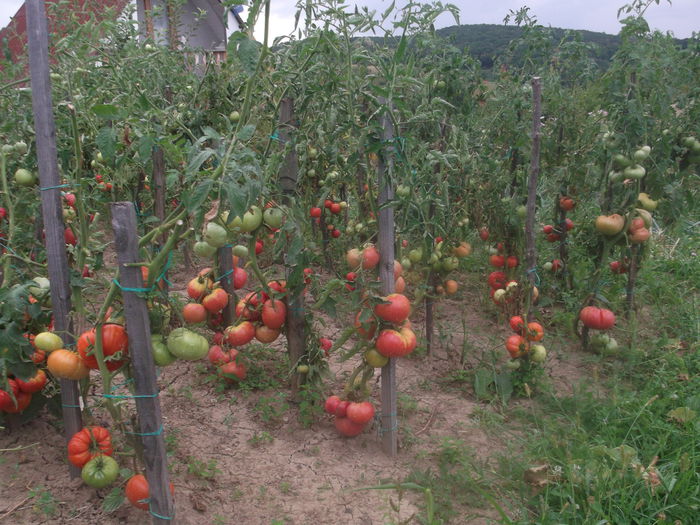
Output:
[[262, 299, 286, 329], [15, 369, 48, 393], [489, 255, 505, 268], [77, 324, 128, 371], [579, 306, 616, 330], [217, 360, 247, 382], [374, 293, 411, 324], [346, 401, 375, 425], [526, 322, 545, 342], [509, 315, 525, 333], [335, 400, 350, 418], [505, 335, 528, 358], [325, 395, 341, 414], [335, 416, 366, 437], [125, 474, 174, 511], [67, 426, 113, 468], [479, 228, 489, 241], [310, 207, 322, 218]]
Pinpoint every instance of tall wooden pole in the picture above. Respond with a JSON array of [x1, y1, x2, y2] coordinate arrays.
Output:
[[377, 100, 397, 456], [25, 0, 83, 477], [277, 98, 305, 398], [111, 203, 175, 524], [525, 77, 542, 320]]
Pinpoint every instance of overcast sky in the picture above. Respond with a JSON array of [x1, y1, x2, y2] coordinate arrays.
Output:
[[1, 0, 698, 39]]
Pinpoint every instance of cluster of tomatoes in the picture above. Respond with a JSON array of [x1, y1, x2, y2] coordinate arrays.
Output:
[[578, 305, 619, 354], [0, 367, 47, 415], [324, 395, 376, 437], [67, 426, 171, 510], [504, 315, 547, 367], [309, 198, 347, 239]]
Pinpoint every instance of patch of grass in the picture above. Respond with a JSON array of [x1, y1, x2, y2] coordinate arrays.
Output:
[[404, 438, 505, 522], [510, 345, 700, 524]]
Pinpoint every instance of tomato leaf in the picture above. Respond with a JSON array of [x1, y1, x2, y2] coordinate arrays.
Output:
[[473, 367, 492, 400], [92, 104, 121, 120], [494, 372, 513, 405], [102, 487, 124, 513], [96, 126, 117, 165], [237, 124, 256, 142], [185, 179, 214, 213]]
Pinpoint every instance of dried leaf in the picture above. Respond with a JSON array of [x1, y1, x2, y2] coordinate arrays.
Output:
[[204, 199, 220, 222], [524, 464, 552, 487], [667, 407, 697, 425]]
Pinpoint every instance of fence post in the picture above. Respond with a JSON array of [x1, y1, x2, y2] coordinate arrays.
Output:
[[111, 202, 175, 524], [377, 99, 398, 456], [277, 98, 306, 398], [25, 0, 83, 476]]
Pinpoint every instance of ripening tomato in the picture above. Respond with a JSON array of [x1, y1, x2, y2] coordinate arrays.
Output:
[[579, 306, 616, 330], [324, 395, 341, 414], [68, 426, 113, 468], [183, 303, 207, 324], [77, 324, 128, 371], [261, 299, 286, 330], [505, 335, 528, 358], [509, 315, 525, 333], [559, 196, 575, 211], [335, 416, 366, 437], [374, 294, 410, 324], [346, 401, 375, 425], [125, 474, 174, 511], [526, 322, 545, 342], [15, 369, 48, 393]]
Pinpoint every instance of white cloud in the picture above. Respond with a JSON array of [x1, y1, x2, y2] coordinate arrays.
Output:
[[0, 1, 24, 30]]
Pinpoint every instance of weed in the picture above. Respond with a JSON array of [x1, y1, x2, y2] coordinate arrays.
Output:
[[298, 382, 323, 427], [186, 456, 221, 480], [248, 430, 274, 447], [29, 486, 57, 517], [397, 393, 419, 417], [253, 392, 289, 425]]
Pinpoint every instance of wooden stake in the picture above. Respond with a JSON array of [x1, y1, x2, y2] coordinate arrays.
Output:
[[277, 98, 305, 398], [111, 203, 175, 524], [377, 100, 397, 456], [25, 0, 82, 477], [525, 77, 542, 321]]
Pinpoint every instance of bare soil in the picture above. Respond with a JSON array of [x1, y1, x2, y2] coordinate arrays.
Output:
[[0, 267, 597, 525]]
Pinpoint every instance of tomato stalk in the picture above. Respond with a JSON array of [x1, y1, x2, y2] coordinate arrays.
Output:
[[246, 233, 271, 296], [0, 152, 16, 287], [67, 102, 89, 317]]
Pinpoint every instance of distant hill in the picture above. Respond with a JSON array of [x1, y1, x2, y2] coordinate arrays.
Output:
[[433, 24, 688, 71]]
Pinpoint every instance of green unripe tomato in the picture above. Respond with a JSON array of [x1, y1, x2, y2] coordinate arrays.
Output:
[[229, 111, 240, 122], [14, 168, 35, 186], [193, 241, 217, 258], [232, 244, 249, 257]]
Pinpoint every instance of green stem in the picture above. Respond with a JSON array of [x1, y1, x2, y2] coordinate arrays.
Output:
[[68, 104, 88, 317], [0, 153, 16, 287]]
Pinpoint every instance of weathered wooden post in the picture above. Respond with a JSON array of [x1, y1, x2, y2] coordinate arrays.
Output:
[[111, 202, 175, 524], [25, 0, 83, 476], [377, 100, 398, 456], [277, 97, 306, 398], [525, 77, 542, 320]]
